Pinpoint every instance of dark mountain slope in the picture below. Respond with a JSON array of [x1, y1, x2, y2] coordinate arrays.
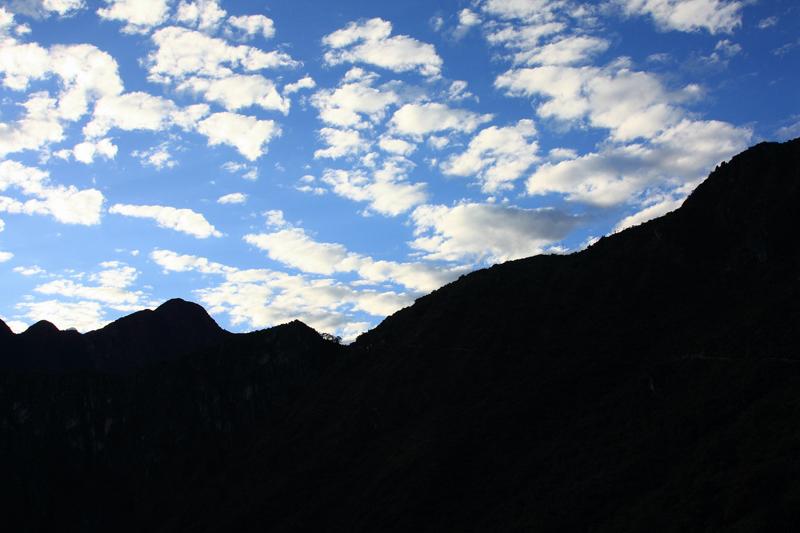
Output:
[[2, 139, 800, 532], [160, 139, 800, 532]]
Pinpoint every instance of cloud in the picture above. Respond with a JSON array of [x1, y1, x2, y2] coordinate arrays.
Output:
[[321, 159, 427, 216], [6, 0, 85, 18], [147, 26, 299, 84], [453, 8, 482, 39], [217, 192, 246, 204], [196, 112, 280, 160], [0, 160, 104, 225], [757, 16, 777, 30], [617, 0, 744, 34], [83, 92, 204, 138], [527, 119, 752, 206], [222, 160, 258, 180], [175, 0, 226, 32], [97, 0, 171, 34], [314, 128, 369, 159], [132, 142, 177, 169], [0, 93, 64, 156], [109, 203, 222, 238], [311, 69, 399, 128], [71, 138, 118, 164], [496, 64, 687, 141], [177, 74, 290, 113], [34, 261, 145, 311], [442, 119, 539, 193], [17, 299, 105, 332], [243, 219, 461, 292], [226, 14, 275, 39], [613, 193, 684, 232], [283, 75, 315, 95], [389, 103, 493, 137], [323, 18, 443, 77], [0, 251, 13, 262], [410, 202, 581, 263], [378, 136, 416, 156], [151, 247, 432, 341], [13, 265, 45, 276]]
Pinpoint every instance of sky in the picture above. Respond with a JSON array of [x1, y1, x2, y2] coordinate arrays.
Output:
[[0, 0, 797, 340]]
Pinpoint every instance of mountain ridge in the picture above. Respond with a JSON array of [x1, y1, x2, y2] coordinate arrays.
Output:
[[1, 138, 799, 532]]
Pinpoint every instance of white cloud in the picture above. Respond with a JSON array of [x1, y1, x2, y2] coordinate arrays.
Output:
[[314, 127, 369, 159], [13, 265, 45, 276], [17, 299, 105, 332], [222, 160, 258, 180], [97, 0, 171, 34], [454, 8, 482, 39], [147, 26, 299, 84], [178, 74, 290, 113], [389, 103, 493, 137], [496, 64, 685, 141], [0, 251, 13, 262], [757, 16, 777, 30], [323, 18, 443, 77], [6, 0, 85, 18], [321, 159, 427, 216], [34, 261, 145, 311], [175, 0, 226, 32], [244, 223, 459, 292], [109, 203, 223, 238], [518, 34, 609, 65], [442, 119, 539, 193], [311, 69, 399, 128], [72, 138, 117, 164], [410, 202, 580, 263], [217, 192, 246, 204], [618, 0, 744, 34], [151, 248, 426, 341], [132, 142, 177, 169], [0, 92, 64, 156], [196, 112, 280, 160], [283, 75, 315, 95], [378, 136, 416, 156], [84, 92, 191, 138], [527, 119, 752, 206], [0, 159, 104, 225], [613, 194, 684, 232], [226, 14, 275, 39]]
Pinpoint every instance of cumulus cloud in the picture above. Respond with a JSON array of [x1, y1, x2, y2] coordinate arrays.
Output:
[[109, 203, 222, 238], [496, 64, 688, 141], [70, 138, 118, 164], [0, 159, 104, 225], [243, 219, 460, 292], [527, 119, 752, 206], [311, 69, 399, 128], [196, 112, 280, 160], [618, 0, 744, 34], [321, 159, 427, 216], [390, 103, 493, 137], [442, 119, 539, 193], [34, 261, 146, 311], [314, 128, 369, 159], [283, 75, 316, 95], [178, 74, 290, 113], [132, 142, 177, 169], [0, 251, 13, 262], [175, 0, 226, 32], [217, 192, 246, 204], [226, 14, 275, 39], [17, 300, 105, 332], [323, 18, 443, 77], [97, 0, 171, 34], [151, 247, 436, 341], [410, 202, 581, 263], [83, 92, 200, 138], [6, 0, 85, 18], [147, 26, 299, 84]]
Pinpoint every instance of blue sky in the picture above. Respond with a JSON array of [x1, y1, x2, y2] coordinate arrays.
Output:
[[0, 0, 797, 340]]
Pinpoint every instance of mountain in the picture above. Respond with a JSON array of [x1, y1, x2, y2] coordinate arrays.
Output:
[[0, 298, 228, 372], [1, 139, 799, 532]]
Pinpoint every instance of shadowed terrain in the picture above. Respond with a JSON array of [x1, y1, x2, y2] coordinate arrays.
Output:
[[2, 139, 799, 531]]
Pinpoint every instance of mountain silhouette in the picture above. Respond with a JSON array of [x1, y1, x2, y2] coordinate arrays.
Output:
[[1, 139, 799, 532]]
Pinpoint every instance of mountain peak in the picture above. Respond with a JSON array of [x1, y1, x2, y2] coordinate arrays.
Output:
[[0, 318, 12, 338], [22, 320, 59, 335]]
